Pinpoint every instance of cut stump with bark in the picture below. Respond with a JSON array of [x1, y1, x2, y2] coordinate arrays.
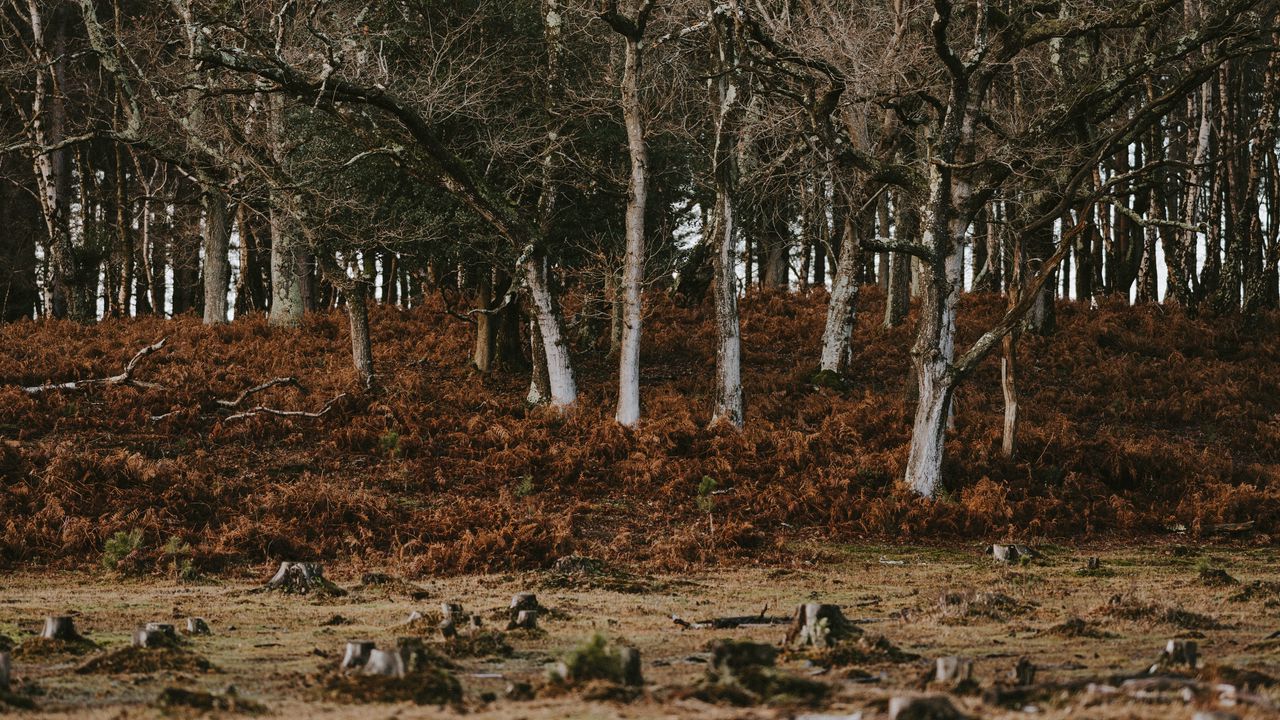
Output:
[[262, 562, 345, 597], [1151, 639, 1198, 671], [785, 603, 859, 647], [934, 656, 974, 684], [40, 616, 80, 641], [986, 544, 1040, 564], [507, 610, 537, 631], [362, 649, 405, 678], [1011, 657, 1036, 685], [340, 641, 375, 671]]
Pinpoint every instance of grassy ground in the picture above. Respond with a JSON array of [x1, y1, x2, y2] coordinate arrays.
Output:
[[2, 543, 1278, 718]]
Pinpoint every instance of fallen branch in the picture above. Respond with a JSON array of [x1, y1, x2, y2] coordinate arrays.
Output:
[[223, 393, 347, 422], [21, 338, 167, 395], [216, 377, 307, 408], [672, 603, 791, 630]]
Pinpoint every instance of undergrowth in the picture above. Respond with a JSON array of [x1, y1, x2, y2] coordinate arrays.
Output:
[[1, 289, 1278, 575]]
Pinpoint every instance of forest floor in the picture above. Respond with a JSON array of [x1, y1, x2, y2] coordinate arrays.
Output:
[[2, 543, 1279, 718], [3, 290, 1280, 575]]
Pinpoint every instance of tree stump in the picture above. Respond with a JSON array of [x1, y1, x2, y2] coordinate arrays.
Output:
[[785, 603, 859, 647], [340, 640, 375, 671], [131, 627, 171, 648], [934, 656, 974, 684], [507, 610, 538, 631], [440, 602, 463, 618], [1011, 657, 1035, 685], [889, 694, 970, 720], [145, 623, 177, 640], [1085, 557, 1101, 570], [40, 616, 80, 641], [1158, 639, 1197, 668], [438, 616, 457, 639], [362, 648, 405, 678], [0, 650, 10, 692], [510, 592, 539, 612], [186, 618, 211, 635], [619, 646, 643, 687], [987, 544, 1039, 564], [264, 562, 343, 595]]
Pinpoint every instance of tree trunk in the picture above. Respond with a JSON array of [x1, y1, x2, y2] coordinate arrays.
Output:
[[525, 256, 576, 408], [202, 185, 231, 323], [268, 192, 304, 326], [346, 279, 374, 389], [527, 316, 551, 405], [709, 2, 745, 427], [819, 209, 859, 373], [615, 35, 647, 428], [473, 269, 495, 373]]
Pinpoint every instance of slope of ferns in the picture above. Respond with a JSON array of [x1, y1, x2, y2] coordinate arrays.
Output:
[[1, 289, 1278, 575]]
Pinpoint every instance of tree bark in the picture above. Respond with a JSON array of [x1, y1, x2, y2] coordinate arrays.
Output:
[[709, 0, 745, 427], [202, 185, 231, 323], [615, 33, 648, 427], [268, 191, 305, 326], [819, 208, 859, 373], [346, 278, 375, 389]]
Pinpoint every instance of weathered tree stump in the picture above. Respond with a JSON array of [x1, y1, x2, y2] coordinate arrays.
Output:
[[619, 646, 643, 687], [40, 616, 80, 641], [986, 544, 1039, 564], [131, 627, 171, 648], [0, 650, 10, 692], [145, 623, 177, 640], [340, 640, 375, 671], [785, 603, 858, 647], [889, 694, 970, 720], [1085, 557, 1101, 571], [506, 609, 538, 631], [362, 648, 405, 678], [1011, 657, 1036, 685], [264, 562, 343, 595], [1155, 639, 1198, 669], [934, 656, 974, 684], [510, 592, 539, 613], [186, 617, 211, 635]]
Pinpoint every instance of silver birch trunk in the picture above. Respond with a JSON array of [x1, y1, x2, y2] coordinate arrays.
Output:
[[615, 36, 647, 427], [710, 1, 744, 427], [524, 257, 576, 408]]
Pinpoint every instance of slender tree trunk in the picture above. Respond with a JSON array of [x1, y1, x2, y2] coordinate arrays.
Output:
[[202, 185, 231, 323], [473, 268, 495, 373], [709, 1, 745, 427], [346, 278, 374, 389], [615, 34, 647, 427]]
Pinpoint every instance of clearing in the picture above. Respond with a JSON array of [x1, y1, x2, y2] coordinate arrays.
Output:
[[2, 543, 1278, 718]]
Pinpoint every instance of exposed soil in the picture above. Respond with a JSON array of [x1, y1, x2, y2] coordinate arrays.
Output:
[[0, 544, 1277, 718]]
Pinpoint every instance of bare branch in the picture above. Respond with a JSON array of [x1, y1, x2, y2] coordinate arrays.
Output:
[[21, 339, 168, 395]]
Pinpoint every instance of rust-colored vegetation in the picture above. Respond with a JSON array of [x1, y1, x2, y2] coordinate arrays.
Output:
[[1, 289, 1278, 575]]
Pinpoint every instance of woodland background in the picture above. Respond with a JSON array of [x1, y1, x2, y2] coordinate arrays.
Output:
[[2, 1, 1280, 572]]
